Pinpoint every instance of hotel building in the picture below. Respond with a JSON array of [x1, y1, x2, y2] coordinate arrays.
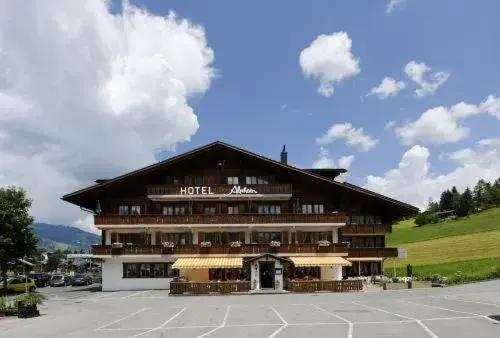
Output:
[[62, 141, 418, 294]]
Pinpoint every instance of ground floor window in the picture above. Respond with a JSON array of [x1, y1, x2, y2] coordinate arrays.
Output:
[[208, 268, 250, 281], [344, 262, 381, 277], [285, 266, 321, 280], [123, 263, 178, 278]]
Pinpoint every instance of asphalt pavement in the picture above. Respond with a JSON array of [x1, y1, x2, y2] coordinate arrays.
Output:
[[1, 280, 499, 337]]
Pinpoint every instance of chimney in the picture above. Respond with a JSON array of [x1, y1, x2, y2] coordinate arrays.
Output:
[[280, 145, 288, 165]]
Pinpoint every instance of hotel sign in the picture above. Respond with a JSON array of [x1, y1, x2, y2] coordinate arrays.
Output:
[[179, 185, 258, 196]]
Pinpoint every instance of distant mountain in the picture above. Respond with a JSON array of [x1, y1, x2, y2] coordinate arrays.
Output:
[[32, 222, 101, 252]]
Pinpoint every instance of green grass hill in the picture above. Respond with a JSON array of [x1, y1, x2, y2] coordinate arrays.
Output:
[[384, 207, 500, 284]]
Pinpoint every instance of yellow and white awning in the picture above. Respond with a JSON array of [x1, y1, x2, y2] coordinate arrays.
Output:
[[172, 257, 243, 269], [289, 256, 352, 267]]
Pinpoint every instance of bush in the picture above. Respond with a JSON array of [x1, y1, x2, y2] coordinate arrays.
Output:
[[15, 293, 46, 307], [415, 212, 439, 226], [0, 297, 18, 316]]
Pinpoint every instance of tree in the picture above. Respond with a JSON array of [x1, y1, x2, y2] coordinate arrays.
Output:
[[439, 190, 454, 211], [457, 187, 474, 217], [0, 186, 38, 290], [451, 186, 461, 211], [426, 198, 439, 213], [46, 249, 66, 272]]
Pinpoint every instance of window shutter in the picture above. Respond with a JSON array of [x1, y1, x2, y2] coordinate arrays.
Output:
[[296, 231, 304, 244], [198, 232, 205, 243], [251, 231, 259, 243], [239, 232, 246, 243], [155, 232, 162, 244], [281, 231, 288, 244], [101, 230, 106, 245]]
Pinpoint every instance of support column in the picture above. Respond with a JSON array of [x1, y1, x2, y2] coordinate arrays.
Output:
[[332, 228, 339, 243], [245, 229, 251, 244], [288, 230, 292, 244], [192, 230, 199, 244], [105, 231, 111, 245]]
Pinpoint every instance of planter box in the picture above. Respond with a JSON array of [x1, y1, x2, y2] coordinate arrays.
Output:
[[17, 303, 39, 319]]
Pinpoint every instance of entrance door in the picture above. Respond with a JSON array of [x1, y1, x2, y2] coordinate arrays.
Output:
[[260, 262, 275, 289]]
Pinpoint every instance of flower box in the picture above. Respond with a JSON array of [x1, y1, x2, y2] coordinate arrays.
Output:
[[111, 242, 123, 248], [317, 240, 331, 247], [269, 241, 281, 247], [162, 242, 175, 248], [230, 241, 242, 248], [200, 241, 212, 247]]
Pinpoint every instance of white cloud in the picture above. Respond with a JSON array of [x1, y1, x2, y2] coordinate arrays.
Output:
[[384, 120, 396, 130], [386, 0, 406, 14], [312, 147, 354, 182], [404, 61, 450, 98], [395, 96, 500, 146], [364, 139, 500, 209], [299, 32, 360, 97], [317, 123, 378, 151], [0, 1, 215, 234], [368, 77, 405, 99]]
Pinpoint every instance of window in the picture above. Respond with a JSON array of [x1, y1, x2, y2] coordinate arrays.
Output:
[[204, 204, 216, 215], [162, 233, 191, 245], [246, 176, 269, 185], [257, 176, 268, 184], [123, 263, 176, 278], [375, 216, 382, 224], [118, 205, 129, 215], [365, 215, 375, 224], [164, 204, 187, 215], [228, 232, 242, 242], [246, 176, 257, 185], [203, 232, 221, 244], [228, 205, 239, 214], [257, 232, 281, 244], [257, 205, 280, 214], [130, 205, 141, 215], [227, 176, 239, 185], [302, 204, 323, 214]]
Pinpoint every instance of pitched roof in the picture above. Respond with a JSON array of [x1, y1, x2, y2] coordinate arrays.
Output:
[[61, 140, 419, 213]]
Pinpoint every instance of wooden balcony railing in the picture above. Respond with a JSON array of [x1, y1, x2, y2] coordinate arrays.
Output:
[[147, 184, 293, 196], [94, 213, 346, 225], [92, 243, 349, 256], [286, 280, 363, 292], [170, 281, 251, 295], [341, 224, 392, 234], [348, 247, 398, 258]]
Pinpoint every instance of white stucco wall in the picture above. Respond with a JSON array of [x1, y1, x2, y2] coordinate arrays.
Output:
[[101, 258, 172, 291]]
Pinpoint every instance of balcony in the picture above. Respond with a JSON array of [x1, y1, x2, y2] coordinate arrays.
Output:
[[347, 247, 398, 258], [92, 243, 349, 256], [94, 213, 347, 226], [147, 184, 293, 196], [341, 224, 392, 234]]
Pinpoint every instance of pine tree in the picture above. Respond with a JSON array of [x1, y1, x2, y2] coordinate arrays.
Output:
[[439, 190, 454, 211], [426, 198, 439, 213], [451, 186, 461, 211], [457, 187, 474, 217]]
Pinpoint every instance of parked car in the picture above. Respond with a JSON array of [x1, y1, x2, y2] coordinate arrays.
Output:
[[49, 274, 70, 287], [6, 277, 37, 293], [29, 273, 51, 287], [71, 274, 92, 286]]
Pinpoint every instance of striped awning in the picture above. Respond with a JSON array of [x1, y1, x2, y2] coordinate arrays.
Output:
[[172, 257, 243, 269], [347, 257, 384, 262], [290, 256, 352, 267]]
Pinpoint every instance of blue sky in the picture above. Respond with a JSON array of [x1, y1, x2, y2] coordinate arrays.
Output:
[[122, 0, 500, 183], [1, 0, 499, 231]]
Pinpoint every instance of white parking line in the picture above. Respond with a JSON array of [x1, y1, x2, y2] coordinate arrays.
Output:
[[122, 290, 151, 299], [352, 301, 438, 338], [401, 300, 498, 324], [443, 296, 500, 308], [268, 306, 288, 338], [313, 305, 353, 338], [96, 307, 149, 331], [197, 305, 231, 337], [129, 306, 187, 338]]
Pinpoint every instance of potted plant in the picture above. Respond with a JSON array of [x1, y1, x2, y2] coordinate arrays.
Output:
[[199, 241, 211, 254], [15, 293, 46, 318], [317, 240, 331, 247], [111, 242, 123, 248], [230, 241, 242, 247], [162, 241, 175, 254], [269, 241, 280, 253]]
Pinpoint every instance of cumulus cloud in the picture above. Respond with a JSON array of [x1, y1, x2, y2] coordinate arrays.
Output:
[[312, 147, 354, 182], [364, 139, 500, 209], [404, 61, 450, 98], [299, 32, 360, 97], [0, 0, 215, 234], [367, 77, 405, 99], [395, 96, 500, 146], [386, 0, 406, 14], [317, 123, 378, 152]]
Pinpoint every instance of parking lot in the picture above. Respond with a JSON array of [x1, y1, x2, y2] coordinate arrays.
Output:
[[1, 280, 499, 337]]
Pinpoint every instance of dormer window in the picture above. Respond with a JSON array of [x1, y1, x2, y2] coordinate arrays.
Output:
[[227, 176, 239, 185]]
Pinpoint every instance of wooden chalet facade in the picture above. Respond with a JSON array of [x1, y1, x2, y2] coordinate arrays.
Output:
[[62, 141, 418, 294]]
